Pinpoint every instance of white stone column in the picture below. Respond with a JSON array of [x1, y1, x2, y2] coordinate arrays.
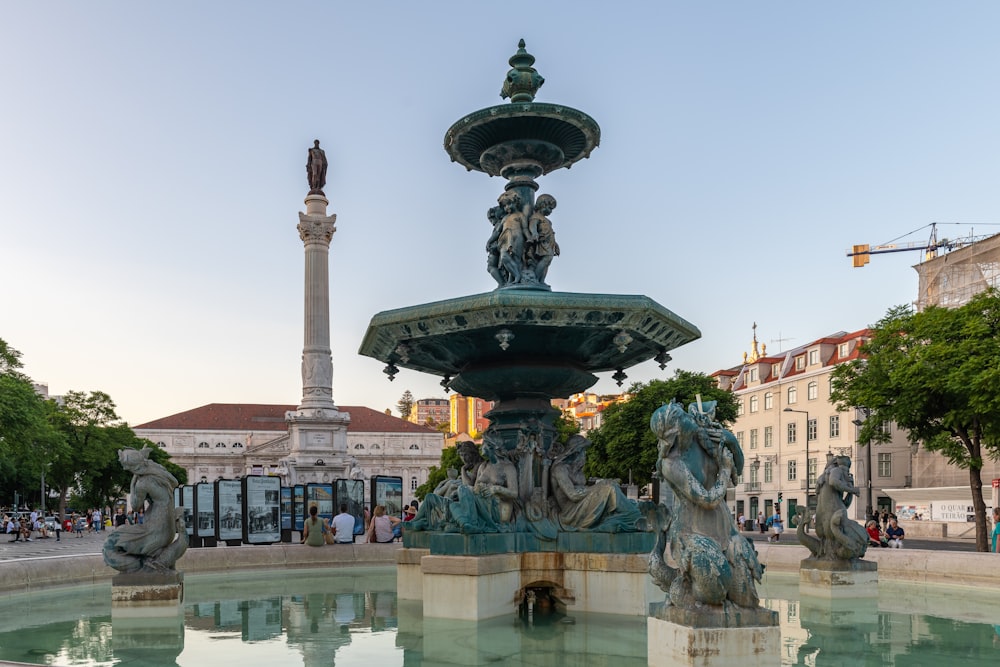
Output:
[[296, 194, 337, 411]]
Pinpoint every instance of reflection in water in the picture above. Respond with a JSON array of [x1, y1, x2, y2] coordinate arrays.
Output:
[[0, 569, 997, 665]]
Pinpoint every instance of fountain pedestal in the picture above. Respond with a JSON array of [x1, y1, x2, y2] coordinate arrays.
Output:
[[111, 572, 184, 617], [647, 605, 780, 667], [799, 557, 878, 598]]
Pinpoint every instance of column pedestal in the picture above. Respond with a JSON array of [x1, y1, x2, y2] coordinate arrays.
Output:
[[647, 605, 780, 667], [799, 557, 878, 599], [111, 572, 184, 617]]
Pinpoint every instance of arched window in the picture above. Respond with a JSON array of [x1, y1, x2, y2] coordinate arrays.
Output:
[[408, 444, 420, 450], [371, 443, 381, 450], [354, 443, 365, 450], [764, 393, 773, 410], [233, 443, 243, 449], [787, 386, 797, 404], [199, 476, 208, 483], [410, 477, 418, 491], [198, 442, 210, 449], [215, 442, 226, 448], [156, 441, 166, 448], [749, 396, 758, 413], [807, 381, 818, 400]]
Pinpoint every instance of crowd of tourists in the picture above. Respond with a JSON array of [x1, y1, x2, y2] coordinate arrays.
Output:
[[3, 506, 147, 544], [300, 500, 418, 547]]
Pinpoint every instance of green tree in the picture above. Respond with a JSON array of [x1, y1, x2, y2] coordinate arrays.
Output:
[[397, 390, 415, 419], [414, 444, 464, 500], [831, 290, 1000, 552], [585, 370, 738, 488], [0, 339, 65, 506]]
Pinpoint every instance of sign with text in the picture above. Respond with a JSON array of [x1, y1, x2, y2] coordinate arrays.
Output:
[[181, 485, 195, 535], [306, 483, 334, 525], [930, 500, 976, 523], [371, 475, 404, 519], [243, 475, 280, 544], [215, 479, 243, 542], [194, 483, 216, 538], [279, 486, 292, 531], [293, 485, 305, 532]]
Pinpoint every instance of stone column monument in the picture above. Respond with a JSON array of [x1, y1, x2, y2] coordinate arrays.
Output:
[[284, 140, 351, 485]]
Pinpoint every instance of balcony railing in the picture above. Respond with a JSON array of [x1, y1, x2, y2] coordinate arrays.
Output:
[[743, 482, 761, 493]]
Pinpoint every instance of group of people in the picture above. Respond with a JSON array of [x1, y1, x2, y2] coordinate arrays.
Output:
[[301, 501, 419, 547], [3, 506, 148, 545], [866, 516, 905, 548]]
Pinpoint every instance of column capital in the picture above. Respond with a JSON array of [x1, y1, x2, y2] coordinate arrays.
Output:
[[297, 213, 336, 245]]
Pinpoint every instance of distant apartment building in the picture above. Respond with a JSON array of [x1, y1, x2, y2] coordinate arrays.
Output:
[[449, 394, 494, 437], [408, 398, 450, 427], [558, 392, 627, 434], [713, 328, 913, 525]]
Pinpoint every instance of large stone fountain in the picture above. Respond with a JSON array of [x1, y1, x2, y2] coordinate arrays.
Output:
[[360, 40, 701, 621]]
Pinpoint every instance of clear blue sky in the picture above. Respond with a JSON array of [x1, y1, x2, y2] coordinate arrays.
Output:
[[4, 3, 1000, 425]]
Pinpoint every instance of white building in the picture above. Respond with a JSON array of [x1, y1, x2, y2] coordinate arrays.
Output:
[[134, 403, 443, 501], [713, 327, 913, 525]]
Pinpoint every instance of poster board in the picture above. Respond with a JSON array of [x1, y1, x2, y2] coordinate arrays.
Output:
[[293, 485, 305, 532], [181, 485, 195, 536], [335, 478, 366, 536], [195, 483, 216, 538], [370, 475, 404, 519], [279, 486, 292, 531], [306, 483, 334, 525], [243, 475, 281, 544], [215, 479, 243, 542]]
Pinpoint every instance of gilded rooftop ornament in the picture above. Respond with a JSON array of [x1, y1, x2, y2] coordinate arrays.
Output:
[[501, 39, 544, 103]]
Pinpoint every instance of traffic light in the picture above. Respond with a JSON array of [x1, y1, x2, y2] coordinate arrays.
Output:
[[777, 492, 783, 503]]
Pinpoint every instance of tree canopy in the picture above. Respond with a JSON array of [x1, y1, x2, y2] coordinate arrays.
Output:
[[585, 370, 738, 488], [830, 290, 1000, 552]]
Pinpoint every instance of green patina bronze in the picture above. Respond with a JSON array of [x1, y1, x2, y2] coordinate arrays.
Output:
[[361, 41, 700, 557]]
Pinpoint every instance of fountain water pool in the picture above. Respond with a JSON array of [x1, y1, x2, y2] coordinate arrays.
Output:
[[0, 567, 997, 666]]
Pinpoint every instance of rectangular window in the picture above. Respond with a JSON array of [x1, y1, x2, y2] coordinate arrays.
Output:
[[737, 401, 744, 416], [807, 382, 818, 400], [749, 368, 758, 382], [749, 466, 758, 483], [787, 423, 797, 444], [736, 431, 744, 447], [880, 420, 892, 436], [772, 363, 781, 379], [808, 457, 818, 487], [750, 429, 758, 449], [808, 349, 819, 365], [750, 395, 759, 413], [764, 393, 773, 410], [878, 453, 892, 477], [807, 419, 817, 441], [764, 461, 773, 483], [839, 342, 850, 357], [764, 426, 773, 448], [829, 415, 840, 438], [787, 460, 797, 481], [795, 356, 805, 371]]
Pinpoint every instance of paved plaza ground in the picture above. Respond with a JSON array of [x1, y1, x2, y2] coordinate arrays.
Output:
[[0, 526, 977, 563]]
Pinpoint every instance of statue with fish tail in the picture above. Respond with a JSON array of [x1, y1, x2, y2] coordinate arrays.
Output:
[[647, 400, 772, 626]]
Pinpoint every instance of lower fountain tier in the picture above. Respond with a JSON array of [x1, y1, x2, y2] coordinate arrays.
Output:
[[359, 290, 700, 400]]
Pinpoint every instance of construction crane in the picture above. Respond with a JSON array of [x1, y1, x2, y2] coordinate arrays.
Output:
[[848, 223, 993, 267]]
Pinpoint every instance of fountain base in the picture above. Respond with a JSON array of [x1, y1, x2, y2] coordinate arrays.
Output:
[[111, 571, 184, 617], [799, 557, 878, 598], [647, 615, 780, 667]]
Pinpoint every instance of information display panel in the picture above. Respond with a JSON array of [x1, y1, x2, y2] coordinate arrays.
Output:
[[195, 483, 216, 538], [292, 485, 305, 532], [335, 479, 366, 536], [181, 485, 195, 535], [215, 479, 243, 542], [243, 475, 281, 544], [306, 483, 334, 525], [279, 486, 292, 531], [370, 476, 404, 519]]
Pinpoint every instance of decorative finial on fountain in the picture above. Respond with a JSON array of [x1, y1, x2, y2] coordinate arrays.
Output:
[[501, 39, 545, 103]]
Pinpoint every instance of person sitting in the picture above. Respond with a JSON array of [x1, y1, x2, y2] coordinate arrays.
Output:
[[866, 520, 887, 547], [301, 505, 326, 547], [885, 517, 905, 548], [331, 504, 356, 544], [367, 505, 400, 543]]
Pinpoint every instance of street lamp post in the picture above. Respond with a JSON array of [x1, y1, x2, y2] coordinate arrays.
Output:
[[852, 407, 873, 521], [783, 407, 811, 514]]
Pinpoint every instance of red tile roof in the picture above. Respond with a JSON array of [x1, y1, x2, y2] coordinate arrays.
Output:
[[133, 403, 438, 434]]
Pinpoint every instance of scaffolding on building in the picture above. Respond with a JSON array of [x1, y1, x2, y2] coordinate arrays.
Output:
[[914, 232, 1000, 310]]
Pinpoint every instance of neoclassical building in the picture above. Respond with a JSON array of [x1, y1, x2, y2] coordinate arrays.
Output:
[[134, 403, 443, 500]]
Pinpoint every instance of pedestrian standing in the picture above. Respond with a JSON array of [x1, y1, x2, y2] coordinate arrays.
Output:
[[758, 511, 765, 534]]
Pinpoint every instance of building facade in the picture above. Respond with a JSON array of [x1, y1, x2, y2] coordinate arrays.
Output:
[[134, 403, 444, 501], [409, 398, 450, 428], [448, 394, 494, 437], [713, 329, 913, 525]]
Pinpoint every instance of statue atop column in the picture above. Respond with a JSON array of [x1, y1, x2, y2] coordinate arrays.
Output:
[[306, 139, 328, 195]]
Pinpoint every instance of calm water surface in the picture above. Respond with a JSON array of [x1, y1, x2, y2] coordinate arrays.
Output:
[[0, 567, 997, 666]]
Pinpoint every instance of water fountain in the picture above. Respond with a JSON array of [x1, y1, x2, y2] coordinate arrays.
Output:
[[359, 40, 700, 621]]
